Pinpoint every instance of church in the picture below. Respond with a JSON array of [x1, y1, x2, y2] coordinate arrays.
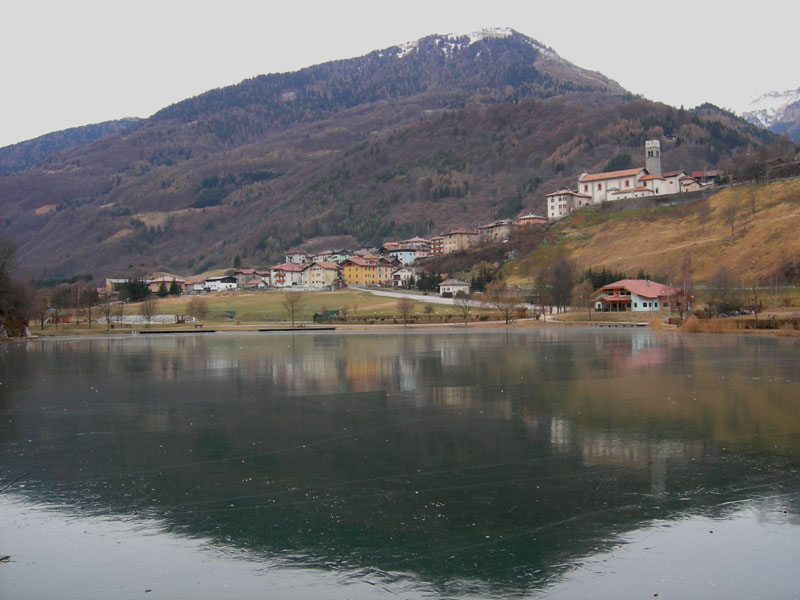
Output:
[[547, 140, 707, 220]]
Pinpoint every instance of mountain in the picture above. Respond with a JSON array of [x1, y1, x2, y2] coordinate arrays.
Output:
[[739, 87, 800, 142], [0, 29, 774, 281], [0, 118, 142, 175]]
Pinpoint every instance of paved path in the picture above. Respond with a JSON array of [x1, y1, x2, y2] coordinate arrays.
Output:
[[356, 287, 544, 313], [355, 287, 460, 306]]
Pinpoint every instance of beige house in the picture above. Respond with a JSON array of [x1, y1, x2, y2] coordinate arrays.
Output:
[[146, 276, 186, 293], [302, 261, 340, 288], [441, 227, 479, 254]]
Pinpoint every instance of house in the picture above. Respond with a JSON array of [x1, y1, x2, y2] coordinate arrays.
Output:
[[284, 250, 309, 265], [302, 261, 340, 288], [204, 275, 237, 292], [430, 235, 444, 255], [546, 190, 592, 220], [438, 279, 470, 296], [400, 237, 432, 250], [233, 268, 257, 288], [312, 250, 334, 262], [518, 213, 548, 226], [391, 266, 420, 288], [185, 278, 206, 293], [146, 276, 186, 294], [680, 175, 702, 192], [692, 170, 720, 184], [387, 247, 418, 265], [270, 263, 305, 287], [340, 257, 380, 286], [593, 279, 686, 313], [477, 219, 517, 243], [441, 227, 479, 254], [255, 270, 271, 286]]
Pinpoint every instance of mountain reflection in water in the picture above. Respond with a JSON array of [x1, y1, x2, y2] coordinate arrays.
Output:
[[2, 329, 800, 598]]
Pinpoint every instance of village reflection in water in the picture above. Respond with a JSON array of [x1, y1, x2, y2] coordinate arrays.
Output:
[[3, 329, 800, 596]]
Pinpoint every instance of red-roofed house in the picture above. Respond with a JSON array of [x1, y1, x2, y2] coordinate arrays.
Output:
[[593, 279, 688, 313], [270, 263, 304, 287], [518, 213, 548, 226]]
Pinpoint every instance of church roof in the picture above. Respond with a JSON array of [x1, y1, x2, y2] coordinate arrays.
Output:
[[579, 167, 646, 183]]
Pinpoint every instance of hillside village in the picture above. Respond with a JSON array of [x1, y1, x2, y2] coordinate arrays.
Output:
[[105, 138, 714, 300]]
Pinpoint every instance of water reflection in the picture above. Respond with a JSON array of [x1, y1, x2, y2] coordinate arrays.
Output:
[[2, 329, 800, 597]]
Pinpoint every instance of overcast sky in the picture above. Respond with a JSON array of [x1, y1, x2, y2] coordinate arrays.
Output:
[[1, 0, 797, 148]]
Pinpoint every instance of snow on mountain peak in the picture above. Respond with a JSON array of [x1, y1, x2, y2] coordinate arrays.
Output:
[[394, 28, 559, 60], [738, 87, 800, 128]]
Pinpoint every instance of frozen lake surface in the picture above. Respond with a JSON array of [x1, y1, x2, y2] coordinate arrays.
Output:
[[2, 329, 800, 598]]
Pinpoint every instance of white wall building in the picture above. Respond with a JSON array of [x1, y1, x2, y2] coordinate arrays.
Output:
[[205, 276, 238, 292], [438, 279, 470, 296], [577, 167, 648, 204], [547, 190, 592, 220]]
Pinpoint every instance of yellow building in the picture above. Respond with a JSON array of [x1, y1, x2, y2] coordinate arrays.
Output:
[[341, 257, 379, 285]]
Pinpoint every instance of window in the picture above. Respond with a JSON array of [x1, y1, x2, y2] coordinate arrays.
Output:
[[625, 180, 629, 187], [597, 183, 602, 190], [584, 184, 589, 192], [634, 303, 638, 308]]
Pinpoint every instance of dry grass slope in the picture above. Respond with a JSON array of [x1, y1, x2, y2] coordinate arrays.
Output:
[[543, 179, 800, 282]]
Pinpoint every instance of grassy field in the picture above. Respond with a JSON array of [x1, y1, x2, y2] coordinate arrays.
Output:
[[32, 288, 498, 336], [130, 288, 462, 322]]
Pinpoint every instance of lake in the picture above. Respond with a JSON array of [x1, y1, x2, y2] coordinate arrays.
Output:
[[2, 329, 800, 599]]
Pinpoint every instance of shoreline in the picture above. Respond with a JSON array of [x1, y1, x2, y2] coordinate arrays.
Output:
[[9, 316, 800, 341]]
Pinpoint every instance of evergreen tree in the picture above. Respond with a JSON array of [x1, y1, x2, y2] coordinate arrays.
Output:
[[157, 282, 168, 298], [168, 279, 181, 296]]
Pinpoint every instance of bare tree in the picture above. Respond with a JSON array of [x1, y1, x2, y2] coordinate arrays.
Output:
[[549, 257, 576, 313], [396, 297, 415, 325], [534, 269, 552, 320], [749, 278, 762, 324], [708, 266, 741, 314], [282, 290, 306, 327], [571, 280, 594, 321], [487, 280, 520, 324], [671, 253, 694, 321], [139, 298, 157, 328], [723, 204, 738, 239], [187, 297, 208, 321], [453, 294, 474, 324], [338, 304, 349, 322], [101, 294, 115, 330]]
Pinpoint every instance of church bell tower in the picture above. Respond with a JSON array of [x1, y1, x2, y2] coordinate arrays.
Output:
[[645, 139, 661, 175]]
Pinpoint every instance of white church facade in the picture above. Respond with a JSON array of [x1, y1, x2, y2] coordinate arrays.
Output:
[[546, 140, 709, 220]]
